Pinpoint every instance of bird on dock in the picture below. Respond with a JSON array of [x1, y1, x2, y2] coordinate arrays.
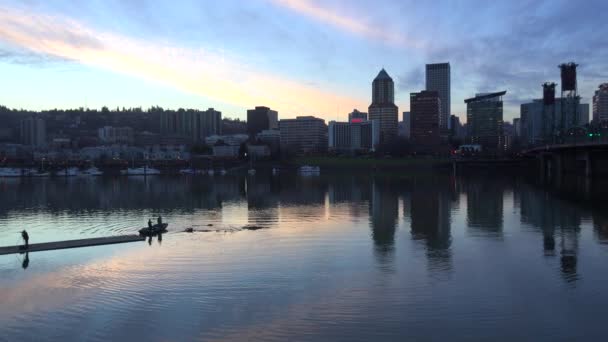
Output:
[[21, 230, 29, 250]]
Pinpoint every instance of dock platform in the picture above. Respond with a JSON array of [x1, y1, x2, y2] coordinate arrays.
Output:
[[0, 235, 145, 255]]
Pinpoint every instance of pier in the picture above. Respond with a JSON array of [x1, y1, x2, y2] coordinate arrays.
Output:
[[0, 235, 145, 256]]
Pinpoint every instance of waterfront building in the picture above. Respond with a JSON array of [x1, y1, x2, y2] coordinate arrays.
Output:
[[247, 106, 278, 138], [279, 116, 327, 155], [426, 63, 451, 131], [348, 109, 368, 123], [19, 116, 46, 148], [368, 69, 398, 143], [465, 91, 506, 152], [328, 119, 380, 154], [160, 108, 221, 143], [98, 126, 134, 145], [520, 99, 590, 146], [593, 83, 608, 123], [410, 90, 441, 152]]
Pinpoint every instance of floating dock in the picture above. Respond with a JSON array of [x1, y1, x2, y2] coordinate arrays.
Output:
[[0, 235, 145, 255]]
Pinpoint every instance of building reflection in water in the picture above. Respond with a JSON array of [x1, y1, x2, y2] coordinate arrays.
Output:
[[409, 176, 453, 274], [369, 177, 398, 270], [464, 178, 504, 237], [519, 182, 582, 283], [246, 174, 280, 227]]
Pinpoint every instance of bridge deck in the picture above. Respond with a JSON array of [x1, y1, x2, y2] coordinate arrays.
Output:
[[0, 235, 145, 255]]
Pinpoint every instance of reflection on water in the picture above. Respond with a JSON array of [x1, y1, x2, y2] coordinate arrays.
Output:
[[1, 173, 608, 341]]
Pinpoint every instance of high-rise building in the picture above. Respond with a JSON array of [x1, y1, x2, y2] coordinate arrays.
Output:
[[160, 108, 221, 143], [192, 108, 222, 142], [328, 119, 380, 154], [426, 63, 451, 131], [593, 83, 608, 123], [465, 91, 506, 151], [368, 69, 398, 143], [399, 111, 411, 138], [451, 115, 465, 139], [348, 109, 368, 123], [98, 126, 134, 145], [279, 116, 327, 155], [247, 106, 278, 138], [410, 90, 441, 152], [520, 99, 590, 146], [20, 116, 46, 148]]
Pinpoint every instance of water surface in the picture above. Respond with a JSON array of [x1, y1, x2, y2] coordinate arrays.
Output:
[[1, 173, 608, 341]]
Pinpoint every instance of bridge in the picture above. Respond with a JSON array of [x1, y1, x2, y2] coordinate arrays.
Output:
[[522, 137, 608, 179]]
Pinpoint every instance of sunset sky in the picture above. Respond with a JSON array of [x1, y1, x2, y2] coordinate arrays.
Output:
[[1, 0, 607, 122]]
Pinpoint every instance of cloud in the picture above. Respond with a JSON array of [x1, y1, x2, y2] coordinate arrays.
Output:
[[268, 0, 427, 49], [0, 5, 366, 118]]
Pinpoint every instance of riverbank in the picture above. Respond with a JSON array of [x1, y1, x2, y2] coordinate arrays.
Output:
[[288, 156, 452, 171]]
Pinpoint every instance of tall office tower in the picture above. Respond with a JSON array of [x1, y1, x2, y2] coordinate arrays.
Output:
[[247, 106, 278, 138], [192, 108, 222, 142], [19, 116, 46, 148], [426, 63, 451, 131], [593, 83, 608, 123], [348, 109, 368, 123], [279, 116, 328, 155], [368, 69, 398, 143], [465, 91, 506, 152], [400, 111, 411, 138], [410, 90, 441, 153]]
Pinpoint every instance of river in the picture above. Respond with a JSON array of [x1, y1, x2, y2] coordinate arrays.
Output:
[[1, 173, 608, 341]]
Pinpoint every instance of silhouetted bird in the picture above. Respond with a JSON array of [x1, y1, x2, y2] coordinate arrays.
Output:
[[21, 230, 29, 249]]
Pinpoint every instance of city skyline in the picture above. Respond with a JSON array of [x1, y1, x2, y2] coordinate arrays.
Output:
[[1, 1, 607, 123]]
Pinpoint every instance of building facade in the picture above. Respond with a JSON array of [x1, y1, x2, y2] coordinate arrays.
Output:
[[465, 92, 506, 151], [348, 109, 368, 123], [247, 106, 278, 138], [328, 120, 380, 153], [279, 116, 327, 155], [593, 83, 608, 123], [98, 126, 134, 145], [426, 63, 451, 131], [160, 108, 221, 143], [20, 117, 46, 148], [368, 69, 398, 143], [410, 90, 441, 152], [520, 99, 590, 146], [399, 111, 411, 139]]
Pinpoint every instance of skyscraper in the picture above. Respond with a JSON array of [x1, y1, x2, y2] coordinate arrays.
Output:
[[465, 91, 506, 152], [593, 83, 608, 123], [410, 90, 441, 152], [426, 63, 451, 132], [247, 106, 278, 138], [368, 69, 398, 143], [348, 109, 368, 123], [20, 116, 46, 148]]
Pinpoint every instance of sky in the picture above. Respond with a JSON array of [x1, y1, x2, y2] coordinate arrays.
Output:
[[0, 0, 607, 123]]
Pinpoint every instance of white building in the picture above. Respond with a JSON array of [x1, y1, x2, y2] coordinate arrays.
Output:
[[328, 120, 380, 153], [426, 63, 451, 131]]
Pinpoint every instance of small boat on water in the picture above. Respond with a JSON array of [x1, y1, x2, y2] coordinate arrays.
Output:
[[298, 165, 320, 176], [57, 167, 80, 177], [248, 169, 256, 175], [79, 167, 103, 176], [121, 167, 161, 176], [139, 223, 168, 236], [0, 168, 25, 177], [207, 169, 215, 176]]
